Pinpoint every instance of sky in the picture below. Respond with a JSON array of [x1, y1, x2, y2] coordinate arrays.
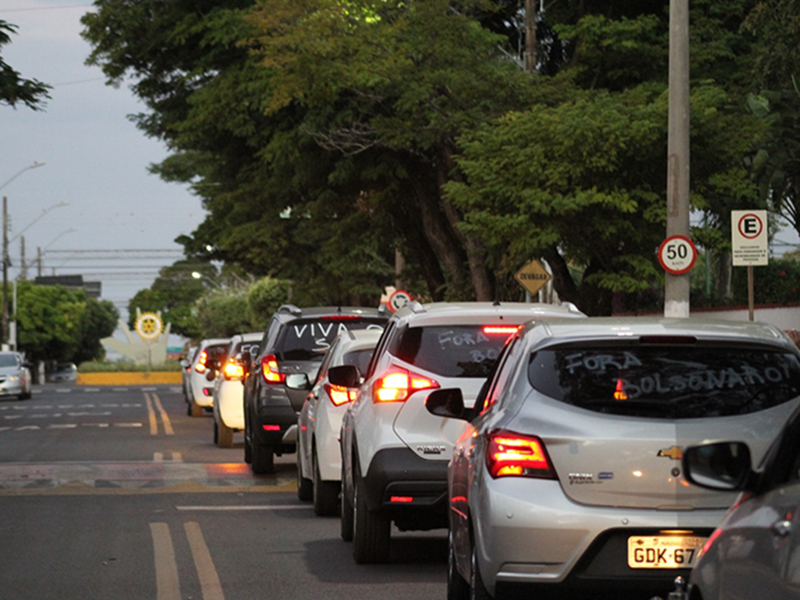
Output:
[[1, 0, 205, 332]]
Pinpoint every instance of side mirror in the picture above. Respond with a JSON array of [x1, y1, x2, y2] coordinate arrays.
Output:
[[180, 359, 190, 369], [425, 388, 467, 420], [328, 364, 360, 388], [682, 442, 753, 492], [285, 373, 311, 390]]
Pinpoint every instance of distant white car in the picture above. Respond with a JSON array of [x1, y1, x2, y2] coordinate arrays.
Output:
[[187, 338, 230, 417], [49, 362, 77, 383], [291, 328, 383, 515], [0, 352, 32, 400], [212, 333, 261, 448]]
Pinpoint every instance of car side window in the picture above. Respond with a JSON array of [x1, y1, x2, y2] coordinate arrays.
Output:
[[365, 321, 396, 379], [479, 336, 521, 414]]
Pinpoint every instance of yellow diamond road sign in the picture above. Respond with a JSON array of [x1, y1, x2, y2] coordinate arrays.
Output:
[[515, 259, 552, 296]]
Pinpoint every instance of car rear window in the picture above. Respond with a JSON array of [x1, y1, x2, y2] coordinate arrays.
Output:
[[528, 343, 800, 419], [277, 317, 386, 361], [390, 325, 512, 378]]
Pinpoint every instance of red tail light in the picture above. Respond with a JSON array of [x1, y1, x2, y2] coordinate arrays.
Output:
[[324, 382, 358, 406], [194, 350, 208, 373], [261, 354, 284, 383], [482, 325, 520, 336], [223, 358, 244, 381], [486, 430, 555, 479], [373, 367, 439, 403]]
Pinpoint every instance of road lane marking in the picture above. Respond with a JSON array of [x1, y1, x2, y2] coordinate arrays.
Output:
[[144, 393, 159, 435], [151, 393, 174, 435], [177, 505, 310, 511], [153, 453, 183, 462], [185, 522, 225, 600], [150, 523, 182, 600]]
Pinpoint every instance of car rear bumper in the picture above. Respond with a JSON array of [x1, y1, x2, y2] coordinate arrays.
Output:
[[470, 477, 723, 595]]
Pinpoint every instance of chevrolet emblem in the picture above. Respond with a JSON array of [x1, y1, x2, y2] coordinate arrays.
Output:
[[657, 446, 683, 460]]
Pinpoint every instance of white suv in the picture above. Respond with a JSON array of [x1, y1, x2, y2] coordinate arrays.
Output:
[[331, 301, 585, 563]]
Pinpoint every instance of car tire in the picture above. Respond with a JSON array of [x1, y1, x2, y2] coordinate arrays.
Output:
[[19, 390, 32, 401], [217, 419, 234, 448], [297, 450, 313, 501], [352, 475, 390, 564], [340, 463, 354, 541], [470, 544, 492, 600], [189, 400, 203, 417], [251, 441, 275, 474], [312, 450, 339, 516], [447, 530, 470, 600], [213, 420, 219, 444]]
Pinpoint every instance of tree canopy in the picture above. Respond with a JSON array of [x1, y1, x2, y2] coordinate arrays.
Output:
[[81, 0, 798, 318], [0, 20, 51, 110]]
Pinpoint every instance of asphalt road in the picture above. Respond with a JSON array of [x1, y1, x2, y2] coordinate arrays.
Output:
[[0, 384, 447, 600]]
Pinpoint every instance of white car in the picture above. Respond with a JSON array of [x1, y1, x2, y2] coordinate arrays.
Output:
[[187, 338, 230, 417], [212, 333, 261, 447], [0, 352, 32, 400], [290, 328, 383, 516], [331, 301, 585, 563]]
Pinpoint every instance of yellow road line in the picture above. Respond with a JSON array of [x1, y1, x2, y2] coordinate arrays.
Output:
[[150, 522, 182, 600], [185, 521, 225, 600], [144, 393, 158, 435], [151, 393, 174, 435]]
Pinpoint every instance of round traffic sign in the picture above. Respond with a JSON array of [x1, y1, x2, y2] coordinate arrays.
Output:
[[658, 235, 697, 275], [737, 212, 764, 239], [388, 290, 413, 312]]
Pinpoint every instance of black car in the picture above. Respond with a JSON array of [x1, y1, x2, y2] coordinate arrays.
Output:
[[681, 398, 800, 600], [243, 305, 388, 474]]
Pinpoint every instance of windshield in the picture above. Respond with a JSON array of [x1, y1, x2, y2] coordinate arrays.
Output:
[[0, 354, 19, 368], [528, 343, 800, 419]]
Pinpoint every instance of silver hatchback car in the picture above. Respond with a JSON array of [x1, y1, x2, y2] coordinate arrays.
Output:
[[426, 317, 800, 599]]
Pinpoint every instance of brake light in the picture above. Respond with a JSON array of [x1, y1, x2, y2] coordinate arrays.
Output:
[[261, 354, 285, 383], [194, 350, 208, 373], [324, 382, 358, 406], [223, 358, 244, 381], [483, 325, 520, 336], [486, 430, 555, 479], [374, 367, 439, 403]]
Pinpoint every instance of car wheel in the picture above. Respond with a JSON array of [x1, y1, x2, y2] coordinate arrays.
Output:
[[217, 419, 234, 448], [297, 450, 313, 501], [448, 530, 470, 600], [251, 441, 275, 474], [470, 544, 492, 600], [189, 400, 203, 417], [213, 420, 219, 444], [312, 450, 339, 516], [243, 412, 252, 463], [340, 461, 354, 541], [352, 474, 390, 564]]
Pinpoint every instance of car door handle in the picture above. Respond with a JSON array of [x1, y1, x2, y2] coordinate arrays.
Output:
[[772, 519, 792, 537]]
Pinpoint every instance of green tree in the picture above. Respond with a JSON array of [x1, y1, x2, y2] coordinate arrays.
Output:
[[194, 291, 252, 338], [1, 20, 51, 110]]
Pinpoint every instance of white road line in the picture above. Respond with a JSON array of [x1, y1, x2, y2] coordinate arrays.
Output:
[[185, 522, 225, 600], [150, 523, 182, 600], [151, 393, 174, 435]]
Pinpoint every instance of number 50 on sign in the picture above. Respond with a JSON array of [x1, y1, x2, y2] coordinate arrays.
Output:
[[658, 235, 697, 275]]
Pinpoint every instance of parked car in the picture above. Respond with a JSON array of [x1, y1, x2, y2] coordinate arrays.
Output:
[[291, 328, 383, 516], [243, 305, 388, 474], [332, 301, 585, 563], [425, 317, 800, 599], [0, 351, 32, 400], [187, 338, 230, 417], [49, 362, 77, 383], [212, 333, 261, 448], [680, 397, 800, 600], [181, 346, 198, 401]]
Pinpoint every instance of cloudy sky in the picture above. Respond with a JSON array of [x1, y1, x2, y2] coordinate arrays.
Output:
[[2, 0, 205, 322]]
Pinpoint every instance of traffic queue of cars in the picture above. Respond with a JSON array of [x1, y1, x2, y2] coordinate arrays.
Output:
[[181, 302, 800, 600]]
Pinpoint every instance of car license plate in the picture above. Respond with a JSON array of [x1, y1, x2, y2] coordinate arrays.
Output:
[[627, 535, 706, 569]]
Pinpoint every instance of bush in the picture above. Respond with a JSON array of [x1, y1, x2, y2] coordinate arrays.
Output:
[[78, 361, 183, 373]]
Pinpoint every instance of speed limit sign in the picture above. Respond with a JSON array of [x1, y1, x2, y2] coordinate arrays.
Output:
[[658, 235, 697, 275]]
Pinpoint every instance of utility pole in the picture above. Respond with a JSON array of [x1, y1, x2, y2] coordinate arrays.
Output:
[[524, 0, 536, 72], [20, 236, 27, 281], [2, 197, 8, 347], [664, 0, 691, 318]]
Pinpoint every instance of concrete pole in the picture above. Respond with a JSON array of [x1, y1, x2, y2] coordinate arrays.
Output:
[[524, 0, 536, 73], [2, 197, 8, 347], [664, 0, 691, 318]]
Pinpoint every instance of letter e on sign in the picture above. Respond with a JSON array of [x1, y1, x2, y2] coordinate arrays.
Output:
[[658, 235, 697, 275], [731, 210, 768, 266]]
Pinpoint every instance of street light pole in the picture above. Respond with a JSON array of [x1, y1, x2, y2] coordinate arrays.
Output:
[[2, 196, 8, 348]]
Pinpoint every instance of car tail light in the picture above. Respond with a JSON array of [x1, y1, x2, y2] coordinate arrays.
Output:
[[482, 325, 520, 336], [324, 382, 358, 407], [223, 359, 244, 381], [373, 367, 439, 403], [261, 354, 284, 384], [194, 350, 208, 374], [485, 430, 555, 479]]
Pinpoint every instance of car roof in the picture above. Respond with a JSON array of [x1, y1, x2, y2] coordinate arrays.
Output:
[[273, 304, 388, 321], [339, 328, 384, 347], [391, 301, 585, 327], [523, 316, 794, 347]]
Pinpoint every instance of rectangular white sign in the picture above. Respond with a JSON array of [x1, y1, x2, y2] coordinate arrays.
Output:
[[731, 210, 768, 266]]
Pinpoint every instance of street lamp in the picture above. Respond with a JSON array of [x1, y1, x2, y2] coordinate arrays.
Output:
[[0, 161, 45, 193], [191, 271, 222, 289]]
